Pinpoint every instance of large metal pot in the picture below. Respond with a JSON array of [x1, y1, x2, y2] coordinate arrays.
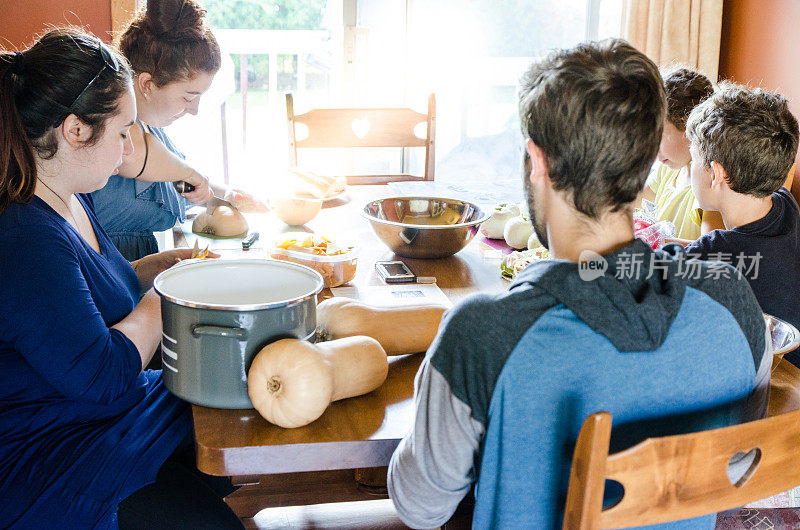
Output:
[[153, 258, 324, 409]]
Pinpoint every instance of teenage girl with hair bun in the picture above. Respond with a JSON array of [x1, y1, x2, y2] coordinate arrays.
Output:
[[92, 0, 266, 262]]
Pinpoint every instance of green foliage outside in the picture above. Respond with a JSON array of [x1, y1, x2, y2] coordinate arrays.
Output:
[[202, 0, 329, 92], [203, 0, 327, 30]]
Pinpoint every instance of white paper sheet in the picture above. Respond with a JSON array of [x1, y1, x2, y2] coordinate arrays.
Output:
[[331, 283, 453, 308]]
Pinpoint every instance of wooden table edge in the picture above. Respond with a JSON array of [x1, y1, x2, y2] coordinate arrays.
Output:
[[194, 435, 402, 476]]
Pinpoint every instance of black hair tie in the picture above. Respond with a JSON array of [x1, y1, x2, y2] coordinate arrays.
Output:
[[12, 52, 24, 75]]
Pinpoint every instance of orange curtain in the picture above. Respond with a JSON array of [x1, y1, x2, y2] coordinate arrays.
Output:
[[622, 0, 724, 80]]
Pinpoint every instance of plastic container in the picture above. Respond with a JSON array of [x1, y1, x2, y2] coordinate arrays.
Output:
[[633, 202, 676, 249], [270, 245, 358, 288]]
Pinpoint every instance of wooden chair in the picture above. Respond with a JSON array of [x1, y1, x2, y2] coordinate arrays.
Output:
[[285, 93, 436, 184], [563, 409, 800, 529]]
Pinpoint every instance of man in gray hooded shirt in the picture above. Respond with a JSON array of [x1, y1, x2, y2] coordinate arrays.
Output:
[[388, 39, 769, 530]]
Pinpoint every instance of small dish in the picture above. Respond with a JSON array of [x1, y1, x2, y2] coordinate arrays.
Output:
[[271, 195, 323, 226]]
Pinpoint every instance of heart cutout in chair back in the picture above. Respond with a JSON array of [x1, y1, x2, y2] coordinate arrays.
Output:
[[727, 448, 762, 487], [351, 118, 370, 139], [294, 122, 310, 141]]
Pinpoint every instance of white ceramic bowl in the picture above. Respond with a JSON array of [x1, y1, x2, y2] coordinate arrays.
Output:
[[271, 195, 323, 226]]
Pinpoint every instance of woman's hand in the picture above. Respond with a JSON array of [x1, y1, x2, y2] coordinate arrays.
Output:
[[224, 188, 270, 213], [181, 170, 214, 205], [132, 248, 220, 291]]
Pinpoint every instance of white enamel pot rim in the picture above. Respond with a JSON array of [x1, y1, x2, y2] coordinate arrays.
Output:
[[153, 258, 324, 311]]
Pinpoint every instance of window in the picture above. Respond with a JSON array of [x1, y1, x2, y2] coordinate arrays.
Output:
[[168, 0, 342, 193], [168, 0, 622, 193]]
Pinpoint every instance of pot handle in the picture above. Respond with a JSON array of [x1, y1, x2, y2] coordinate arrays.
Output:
[[192, 324, 248, 340]]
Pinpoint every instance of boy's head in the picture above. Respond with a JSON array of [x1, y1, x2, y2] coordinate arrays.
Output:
[[518, 39, 665, 247], [686, 82, 799, 210], [658, 67, 714, 169]]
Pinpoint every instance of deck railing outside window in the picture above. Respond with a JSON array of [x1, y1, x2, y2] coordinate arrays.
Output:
[[167, 0, 622, 192]]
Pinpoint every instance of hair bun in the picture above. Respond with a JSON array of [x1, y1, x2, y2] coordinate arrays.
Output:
[[141, 0, 208, 41]]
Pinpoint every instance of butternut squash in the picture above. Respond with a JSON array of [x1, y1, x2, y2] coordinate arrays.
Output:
[[247, 336, 388, 428], [315, 297, 447, 355], [192, 205, 249, 237]]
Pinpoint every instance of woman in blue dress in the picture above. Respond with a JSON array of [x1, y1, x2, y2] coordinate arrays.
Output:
[[0, 28, 242, 528], [92, 0, 265, 261]]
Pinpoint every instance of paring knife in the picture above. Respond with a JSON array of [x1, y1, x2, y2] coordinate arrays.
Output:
[[174, 181, 238, 213], [242, 232, 259, 250]]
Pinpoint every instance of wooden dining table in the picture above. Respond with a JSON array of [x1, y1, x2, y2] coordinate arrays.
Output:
[[170, 184, 800, 518], [171, 184, 509, 518]]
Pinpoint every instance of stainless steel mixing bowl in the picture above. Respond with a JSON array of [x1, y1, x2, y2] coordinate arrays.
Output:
[[362, 196, 489, 259], [765, 313, 800, 357]]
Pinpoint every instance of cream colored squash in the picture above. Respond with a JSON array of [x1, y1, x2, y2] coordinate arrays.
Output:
[[247, 336, 388, 428], [315, 297, 447, 356], [191, 205, 248, 237]]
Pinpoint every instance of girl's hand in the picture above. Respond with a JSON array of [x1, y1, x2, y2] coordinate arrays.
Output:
[[224, 189, 270, 213], [181, 171, 214, 205]]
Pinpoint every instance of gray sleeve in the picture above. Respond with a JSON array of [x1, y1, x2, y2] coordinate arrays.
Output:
[[741, 326, 773, 423], [387, 357, 484, 529]]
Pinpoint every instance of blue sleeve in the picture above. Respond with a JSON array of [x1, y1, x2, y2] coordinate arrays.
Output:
[[0, 227, 143, 404]]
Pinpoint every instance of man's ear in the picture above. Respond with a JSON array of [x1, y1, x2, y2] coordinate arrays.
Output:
[[59, 114, 92, 149], [136, 72, 154, 99], [710, 161, 729, 191], [526, 139, 548, 186]]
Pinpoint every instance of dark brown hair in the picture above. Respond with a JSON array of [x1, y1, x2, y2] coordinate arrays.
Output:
[[518, 39, 666, 219], [686, 82, 799, 198], [0, 27, 132, 213], [120, 0, 221, 86], [662, 66, 714, 131]]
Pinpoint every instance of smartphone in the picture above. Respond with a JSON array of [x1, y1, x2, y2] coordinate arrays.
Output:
[[375, 260, 416, 283]]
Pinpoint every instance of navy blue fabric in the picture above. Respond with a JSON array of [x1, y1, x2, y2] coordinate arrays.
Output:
[[685, 187, 800, 362], [0, 194, 190, 528], [92, 125, 190, 261], [117, 435, 242, 529]]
